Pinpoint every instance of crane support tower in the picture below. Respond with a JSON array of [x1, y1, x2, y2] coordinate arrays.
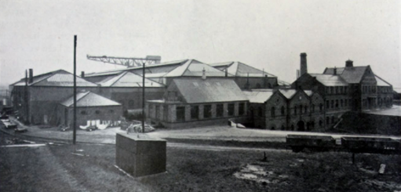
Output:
[[86, 55, 161, 67]]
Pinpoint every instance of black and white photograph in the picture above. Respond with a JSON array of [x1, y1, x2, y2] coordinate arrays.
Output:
[[0, 0, 400, 191]]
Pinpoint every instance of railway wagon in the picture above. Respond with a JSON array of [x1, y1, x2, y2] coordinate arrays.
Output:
[[341, 137, 401, 154], [286, 135, 337, 152]]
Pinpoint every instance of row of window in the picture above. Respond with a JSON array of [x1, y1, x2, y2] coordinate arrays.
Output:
[[362, 85, 376, 94], [175, 103, 246, 122], [80, 109, 114, 115], [326, 86, 348, 95], [257, 103, 324, 118], [378, 87, 392, 94], [326, 98, 350, 109]]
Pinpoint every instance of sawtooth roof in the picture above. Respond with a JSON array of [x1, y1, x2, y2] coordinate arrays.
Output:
[[165, 59, 227, 77]]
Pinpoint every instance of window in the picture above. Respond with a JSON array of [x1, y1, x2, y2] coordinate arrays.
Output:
[[204, 105, 212, 119], [345, 99, 348, 107], [176, 106, 185, 122], [311, 104, 315, 113], [191, 105, 199, 120], [336, 87, 339, 94], [331, 100, 334, 109], [239, 103, 245, 115], [281, 106, 285, 115], [271, 107, 275, 117], [281, 125, 285, 130], [326, 87, 330, 94], [335, 100, 339, 108], [163, 105, 168, 121], [216, 104, 224, 117], [331, 116, 335, 124], [95, 110, 101, 115], [228, 103, 235, 116], [299, 105, 303, 114], [341, 99, 344, 107], [305, 106, 308, 113], [326, 101, 330, 109], [294, 106, 297, 115], [326, 117, 330, 124], [80, 110, 87, 115], [320, 103, 323, 112], [319, 120, 323, 127], [109, 110, 114, 114]]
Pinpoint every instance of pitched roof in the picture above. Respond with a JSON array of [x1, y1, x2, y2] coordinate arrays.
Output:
[[172, 78, 248, 103], [60, 91, 121, 107], [243, 90, 274, 103], [97, 71, 163, 87], [165, 59, 227, 77], [323, 66, 368, 84], [309, 73, 348, 86], [12, 69, 98, 87], [85, 59, 188, 77], [211, 61, 277, 77]]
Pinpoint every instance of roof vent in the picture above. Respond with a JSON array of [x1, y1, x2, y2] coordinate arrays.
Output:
[[346, 60, 353, 67]]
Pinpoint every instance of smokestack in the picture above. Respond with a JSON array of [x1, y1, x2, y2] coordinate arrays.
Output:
[[29, 69, 33, 84], [346, 60, 353, 67], [333, 67, 337, 75], [81, 71, 85, 78], [300, 53, 307, 76], [296, 69, 300, 78], [25, 70, 28, 86], [202, 68, 206, 80]]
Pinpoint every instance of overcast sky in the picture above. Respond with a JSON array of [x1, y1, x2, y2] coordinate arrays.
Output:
[[0, 0, 400, 87]]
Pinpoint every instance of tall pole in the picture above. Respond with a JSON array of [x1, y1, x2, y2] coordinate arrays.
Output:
[[73, 35, 77, 144], [142, 62, 145, 133]]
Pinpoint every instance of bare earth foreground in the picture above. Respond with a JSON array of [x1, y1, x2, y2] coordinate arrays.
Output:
[[1, 132, 401, 191]]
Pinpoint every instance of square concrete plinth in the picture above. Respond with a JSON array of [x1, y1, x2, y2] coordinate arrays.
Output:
[[116, 133, 166, 177]]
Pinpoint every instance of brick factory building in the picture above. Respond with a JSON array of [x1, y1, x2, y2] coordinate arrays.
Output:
[[57, 91, 122, 128], [146, 76, 248, 128]]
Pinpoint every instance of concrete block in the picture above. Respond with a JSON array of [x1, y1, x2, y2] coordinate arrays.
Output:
[[116, 133, 166, 177]]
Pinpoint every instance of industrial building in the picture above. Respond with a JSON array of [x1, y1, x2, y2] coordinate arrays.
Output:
[[57, 91, 122, 127], [292, 53, 394, 128], [146, 76, 249, 128], [243, 88, 325, 131]]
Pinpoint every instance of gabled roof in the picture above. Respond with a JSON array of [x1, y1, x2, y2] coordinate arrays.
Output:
[[164, 59, 227, 77], [60, 91, 121, 107], [85, 59, 189, 77], [309, 73, 348, 86], [12, 69, 98, 87], [172, 78, 248, 103], [242, 89, 274, 104], [211, 61, 277, 77], [97, 71, 163, 87], [375, 75, 392, 87], [323, 66, 369, 84]]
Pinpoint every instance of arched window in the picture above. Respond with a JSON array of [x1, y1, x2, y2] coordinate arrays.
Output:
[[281, 106, 285, 115], [271, 107, 275, 117]]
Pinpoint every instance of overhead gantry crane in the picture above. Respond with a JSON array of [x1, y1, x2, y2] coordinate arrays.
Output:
[[86, 55, 161, 67]]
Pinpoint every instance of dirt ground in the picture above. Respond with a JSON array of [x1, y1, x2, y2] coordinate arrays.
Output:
[[1, 131, 400, 191]]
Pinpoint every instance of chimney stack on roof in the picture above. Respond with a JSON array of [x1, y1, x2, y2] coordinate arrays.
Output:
[[346, 60, 353, 67], [28, 69, 33, 84], [334, 67, 337, 75], [202, 68, 206, 80], [81, 71, 85, 78], [300, 53, 307, 76]]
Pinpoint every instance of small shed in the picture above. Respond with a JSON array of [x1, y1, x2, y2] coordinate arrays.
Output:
[[57, 91, 122, 128]]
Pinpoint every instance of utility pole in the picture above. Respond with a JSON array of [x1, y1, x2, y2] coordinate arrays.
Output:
[[142, 62, 145, 133], [73, 35, 77, 144]]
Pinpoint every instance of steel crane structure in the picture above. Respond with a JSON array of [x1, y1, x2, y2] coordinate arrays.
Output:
[[86, 55, 161, 67], [86, 54, 162, 133]]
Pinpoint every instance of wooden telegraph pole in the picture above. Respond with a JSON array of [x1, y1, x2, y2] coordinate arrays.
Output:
[[142, 62, 145, 133], [73, 35, 77, 144]]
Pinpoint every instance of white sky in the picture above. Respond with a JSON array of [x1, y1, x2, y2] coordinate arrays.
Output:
[[0, 0, 400, 87]]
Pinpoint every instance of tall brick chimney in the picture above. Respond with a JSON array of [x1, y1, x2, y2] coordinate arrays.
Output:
[[81, 71, 85, 78], [300, 53, 307, 76]]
